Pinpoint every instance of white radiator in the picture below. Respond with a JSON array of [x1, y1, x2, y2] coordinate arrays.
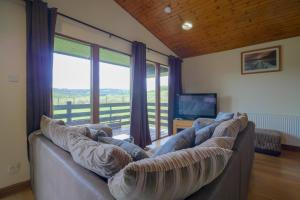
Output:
[[248, 113, 300, 146]]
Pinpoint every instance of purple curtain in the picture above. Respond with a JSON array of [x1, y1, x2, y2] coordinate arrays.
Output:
[[130, 41, 151, 148], [168, 56, 182, 135], [26, 0, 57, 135]]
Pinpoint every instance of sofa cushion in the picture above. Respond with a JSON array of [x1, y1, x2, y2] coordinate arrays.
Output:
[[212, 119, 241, 138], [40, 115, 89, 151], [192, 118, 215, 131], [199, 137, 236, 150], [108, 147, 232, 200], [153, 127, 195, 156], [68, 133, 132, 178], [234, 112, 248, 132], [98, 137, 149, 161], [215, 112, 234, 122], [76, 123, 113, 137], [194, 122, 220, 145]]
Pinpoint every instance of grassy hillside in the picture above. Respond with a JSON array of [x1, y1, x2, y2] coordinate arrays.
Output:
[[53, 87, 168, 105]]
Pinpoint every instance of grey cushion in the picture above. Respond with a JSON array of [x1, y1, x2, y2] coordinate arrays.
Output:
[[212, 119, 241, 138], [40, 115, 90, 151], [98, 137, 149, 161], [154, 127, 195, 156], [68, 133, 132, 178], [215, 112, 234, 122], [108, 147, 232, 200], [194, 122, 220, 145], [76, 123, 113, 137]]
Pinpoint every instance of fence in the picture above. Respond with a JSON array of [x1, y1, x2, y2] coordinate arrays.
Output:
[[53, 101, 168, 130]]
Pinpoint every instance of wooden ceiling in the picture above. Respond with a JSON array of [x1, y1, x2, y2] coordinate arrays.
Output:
[[115, 0, 300, 58]]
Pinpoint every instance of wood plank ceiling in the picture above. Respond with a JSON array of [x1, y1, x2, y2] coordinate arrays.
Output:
[[115, 0, 300, 58]]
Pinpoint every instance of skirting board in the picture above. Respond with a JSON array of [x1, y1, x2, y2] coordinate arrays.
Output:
[[0, 180, 30, 198]]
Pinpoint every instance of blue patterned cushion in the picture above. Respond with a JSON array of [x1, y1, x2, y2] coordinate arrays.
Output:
[[215, 112, 234, 122], [194, 122, 220, 145], [192, 118, 215, 131], [98, 137, 149, 161], [154, 127, 195, 156]]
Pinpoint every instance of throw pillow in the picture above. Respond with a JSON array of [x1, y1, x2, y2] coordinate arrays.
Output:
[[40, 115, 90, 151], [234, 112, 248, 132], [194, 122, 220, 145], [98, 137, 149, 161], [76, 123, 113, 137], [68, 133, 132, 178], [153, 127, 195, 156], [215, 112, 234, 122], [108, 146, 232, 200], [199, 137, 236, 150], [192, 118, 215, 131], [212, 119, 241, 138]]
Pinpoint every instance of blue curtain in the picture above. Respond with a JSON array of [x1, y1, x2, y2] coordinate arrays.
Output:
[[26, 0, 57, 134], [168, 56, 182, 135], [130, 41, 152, 148]]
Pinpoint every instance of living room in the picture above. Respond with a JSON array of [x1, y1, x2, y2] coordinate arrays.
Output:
[[0, 0, 300, 199]]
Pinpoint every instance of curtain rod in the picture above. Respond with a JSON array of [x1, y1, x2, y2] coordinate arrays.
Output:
[[23, 0, 170, 58], [57, 13, 169, 58]]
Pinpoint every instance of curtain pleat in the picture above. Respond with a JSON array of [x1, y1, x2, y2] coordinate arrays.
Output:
[[168, 56, 182, 135], [26, 0, 57, 135], [130, 41, 152, 148]]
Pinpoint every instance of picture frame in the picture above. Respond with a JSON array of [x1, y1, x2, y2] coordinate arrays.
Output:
[[241, 46, 281, 75]]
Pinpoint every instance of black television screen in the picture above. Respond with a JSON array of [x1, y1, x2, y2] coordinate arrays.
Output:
[[176, 93, 217, 119]]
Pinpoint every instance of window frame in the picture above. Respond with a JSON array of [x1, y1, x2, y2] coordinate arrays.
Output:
[[146, 61, 169, 141], [53, 33, 169, 140]]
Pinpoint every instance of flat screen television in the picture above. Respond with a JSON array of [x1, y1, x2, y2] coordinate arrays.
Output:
[[176, 93, 217, 119]]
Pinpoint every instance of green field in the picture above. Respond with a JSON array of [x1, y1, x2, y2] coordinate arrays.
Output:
[[53, 88, 168, 130]]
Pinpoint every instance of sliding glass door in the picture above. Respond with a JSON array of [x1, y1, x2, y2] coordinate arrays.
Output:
[[146, 62, 169, 140], [99, 48, 131, 136], [160, 65, 169, 137], [52, 34, 169, 140], [52, 36, 92, 124]]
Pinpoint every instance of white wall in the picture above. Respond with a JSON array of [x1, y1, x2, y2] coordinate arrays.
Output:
[[0, 0, 174, 188], [183, 36, 300, 146], [47, 0, 175, 65], [0, 0, 29, 188]]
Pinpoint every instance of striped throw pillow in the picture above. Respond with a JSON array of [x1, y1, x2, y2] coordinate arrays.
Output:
[[212, 119, 241, 138], [199, 137, 236, 150], [108, 146, 232, 200], [40, 115, 89, 152], [234, 112, 248, 132]]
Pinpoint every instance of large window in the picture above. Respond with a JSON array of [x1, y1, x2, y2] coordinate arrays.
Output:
[[160, 66, 169, 137], [146, 62, 169, 140], [99, 48, 131, 136], [146, 62, 157, 140], [53, 36, 92, 125], [52, 35, 169, 140]]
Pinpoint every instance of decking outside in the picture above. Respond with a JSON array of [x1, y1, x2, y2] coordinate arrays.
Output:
[[53, 101, 168, 140]]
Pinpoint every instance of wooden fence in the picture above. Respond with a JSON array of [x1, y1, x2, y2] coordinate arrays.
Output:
[[53, 101, 168, 129]]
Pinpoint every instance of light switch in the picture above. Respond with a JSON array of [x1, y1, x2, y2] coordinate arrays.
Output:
[[8, 74, 19, 83]]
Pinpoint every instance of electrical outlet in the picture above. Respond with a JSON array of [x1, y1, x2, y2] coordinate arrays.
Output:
[[8, 162, 21, 175]]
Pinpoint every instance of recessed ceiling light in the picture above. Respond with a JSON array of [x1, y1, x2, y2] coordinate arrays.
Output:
[[164, 6, 172, 14], [182, 21, 193, 30]]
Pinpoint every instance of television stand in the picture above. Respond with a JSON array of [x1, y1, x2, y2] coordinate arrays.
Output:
[[173, 119, 193, 134]]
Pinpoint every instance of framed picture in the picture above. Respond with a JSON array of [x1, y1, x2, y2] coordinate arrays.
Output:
[[241, 46, 281, 75]]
